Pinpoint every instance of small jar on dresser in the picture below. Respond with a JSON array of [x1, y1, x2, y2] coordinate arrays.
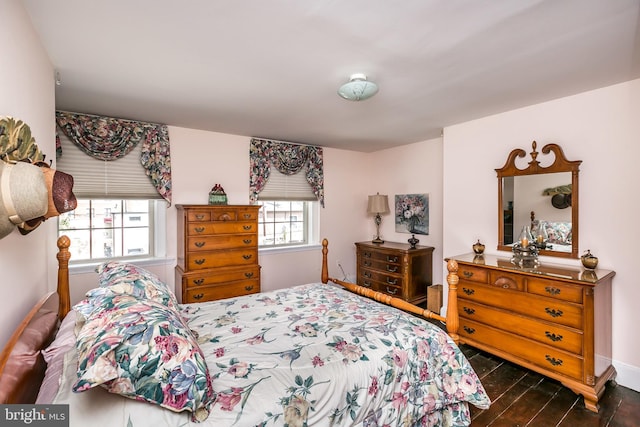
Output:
[[446, 252, 615, 413], [175, 204, 261, 303], [355, 241, 434, 305]]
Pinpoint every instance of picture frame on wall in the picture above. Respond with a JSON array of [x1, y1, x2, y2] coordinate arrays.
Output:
[[395, 193, 429, 235]]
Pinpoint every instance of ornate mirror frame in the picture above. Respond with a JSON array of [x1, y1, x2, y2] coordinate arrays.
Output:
[[496, 141, 582, 259]]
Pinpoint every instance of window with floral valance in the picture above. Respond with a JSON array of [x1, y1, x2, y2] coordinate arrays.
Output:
[[249, 138, 324, 207], [55, 111, 171, 204]]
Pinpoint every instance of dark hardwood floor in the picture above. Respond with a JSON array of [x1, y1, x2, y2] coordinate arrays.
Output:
[[460, 344, 640, 426]]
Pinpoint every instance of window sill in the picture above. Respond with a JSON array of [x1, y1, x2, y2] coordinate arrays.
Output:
[[68, 257, 176, 275], [258, 243, 322, 255]]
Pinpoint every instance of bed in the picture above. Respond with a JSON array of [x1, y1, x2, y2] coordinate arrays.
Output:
[[530, 211, 573, 253], [0, 236, 490, 426]]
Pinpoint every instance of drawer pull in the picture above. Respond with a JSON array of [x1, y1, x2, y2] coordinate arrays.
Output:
[[463, 326, 476, 334], [364, 261, 371, 267], [386, 265, 398, 273], [363, 271, 372, 278], [193, 293, 204, 300], [242, 254, 253, 260], [243, 214, 252, 219], [245, 285, 254, 291], [362, 281, 372, 288], [195, 214, 205, 220], [244, 272, 254, 278], [385, 287, 398, 295], [194, 227, 205, 233], [363, 252, 372, 258], [193, 278, 204, 285], [386, 277, 398, 285], [463, 287, 475, 296], [463, 271, 474, 278], [545, 355, 563, 366], [545, 331, 563, 342], [545, 286, 561, 296], [194, 241, 205, 248], [194, 259, 205, 265], [463, 307, 475, 315], [386, 256, 398, 263], [243, 239, 252, 244], [243, 225, 253, 230], [545, 308, 564, 318]]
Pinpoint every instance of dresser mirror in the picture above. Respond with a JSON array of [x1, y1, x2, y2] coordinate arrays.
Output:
[[496, 141, 581, 259]]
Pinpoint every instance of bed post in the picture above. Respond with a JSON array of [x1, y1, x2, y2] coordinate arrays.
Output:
[[445, 259, 460, 344], [56, 235, 71, 319], [321, 238, 329, 284]]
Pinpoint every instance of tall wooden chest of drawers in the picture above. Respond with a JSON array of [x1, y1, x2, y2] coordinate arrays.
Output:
[[447, 253, 615, 412], [355, 241, 434, 305], [175, 204, 260, 303]]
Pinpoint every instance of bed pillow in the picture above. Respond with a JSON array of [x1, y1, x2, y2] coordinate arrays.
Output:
[[73, 294, 215, 422], [95, 261, 179, 310]]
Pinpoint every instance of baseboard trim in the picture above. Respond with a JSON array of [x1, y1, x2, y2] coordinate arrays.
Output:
[[613, 359, 640, 392]]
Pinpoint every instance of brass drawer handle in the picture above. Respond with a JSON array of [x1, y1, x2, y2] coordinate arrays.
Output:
[[195, 214, 205, 220], [243, 214, 251, 219], [386, 265, 398, 273], [545, 331, 563, 342], [545, 355, 563, 366], [386, 277, 397, 285], [243, 239, 252, 244], [545, 286, 561, 296], [244, 272, 254, 278], [242, 254, 253, 260], [463, 287, 475, 296], [194, 227, 205, 233], [386, 256, 398, 262], [243, 225, 252, 230], [463, 271, 474, 278], [194, 241, 205, 248], [363, 271, 372, 278], [364, 261, 371, 267], [463, 326, 476, 334], [362, 281, 372, 287], [385, 287, 397, 295], [194, 259, 205, 265], [363, 252, 371, 258], [193, 293, 204, 300], [545, 308, 564, 318], [193, 278, 204, 285], [463, 307, 475, 315], [245, 285, 254, 291]]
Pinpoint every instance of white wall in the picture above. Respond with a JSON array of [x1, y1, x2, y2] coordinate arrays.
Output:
[[443, 79, 640, 391], [0, 0, 56, 348]]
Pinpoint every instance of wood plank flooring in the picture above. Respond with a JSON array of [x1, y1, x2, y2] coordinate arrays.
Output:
[[460, 344, 640, 426]]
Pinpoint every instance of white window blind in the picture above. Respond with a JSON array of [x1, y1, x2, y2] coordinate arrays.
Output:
[[258, 168, 316, 201], [56, 126, 159, 199]]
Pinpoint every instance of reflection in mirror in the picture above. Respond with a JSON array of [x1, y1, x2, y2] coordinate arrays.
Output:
[[497, 141, 581, 259]]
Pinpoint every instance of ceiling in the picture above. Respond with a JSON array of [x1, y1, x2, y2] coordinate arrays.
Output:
[[22, 0, 640, 153]]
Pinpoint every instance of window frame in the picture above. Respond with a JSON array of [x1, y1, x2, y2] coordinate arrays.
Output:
[[256, 200, 319, 249]]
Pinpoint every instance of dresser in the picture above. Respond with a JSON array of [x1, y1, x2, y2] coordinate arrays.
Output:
[[355, 241, 433, 305], [447, 253, 615, 412], [175, 204, 261, 303]]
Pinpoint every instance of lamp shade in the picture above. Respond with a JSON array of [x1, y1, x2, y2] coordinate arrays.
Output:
[[338, 74, 379, 101], [367, 194, 389, 214]]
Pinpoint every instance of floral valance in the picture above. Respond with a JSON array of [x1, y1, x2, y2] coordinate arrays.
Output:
[[55, 111, 171, 204], [249, 138, 324, 207]]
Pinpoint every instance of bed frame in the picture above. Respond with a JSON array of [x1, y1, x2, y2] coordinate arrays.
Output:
[[0, 236, 461, 404]]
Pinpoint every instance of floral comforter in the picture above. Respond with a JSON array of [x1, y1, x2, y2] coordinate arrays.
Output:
[[54, 283, 489, 426]]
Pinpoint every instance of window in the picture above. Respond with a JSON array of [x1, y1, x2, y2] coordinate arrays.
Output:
[[58, 199, 160, 262], [257, 200, 318, 248]]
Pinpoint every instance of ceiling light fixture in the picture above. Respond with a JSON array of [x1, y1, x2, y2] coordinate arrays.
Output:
[[338, 73, 378, 101]]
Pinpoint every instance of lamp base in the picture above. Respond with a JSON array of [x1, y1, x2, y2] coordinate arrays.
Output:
[[371, 237, 384, 244]]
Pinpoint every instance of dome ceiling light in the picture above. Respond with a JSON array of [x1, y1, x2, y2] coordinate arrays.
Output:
[[337, 73, 378, 101]]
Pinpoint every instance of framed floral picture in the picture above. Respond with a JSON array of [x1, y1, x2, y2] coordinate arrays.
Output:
[[395, 193, 429, 235]]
